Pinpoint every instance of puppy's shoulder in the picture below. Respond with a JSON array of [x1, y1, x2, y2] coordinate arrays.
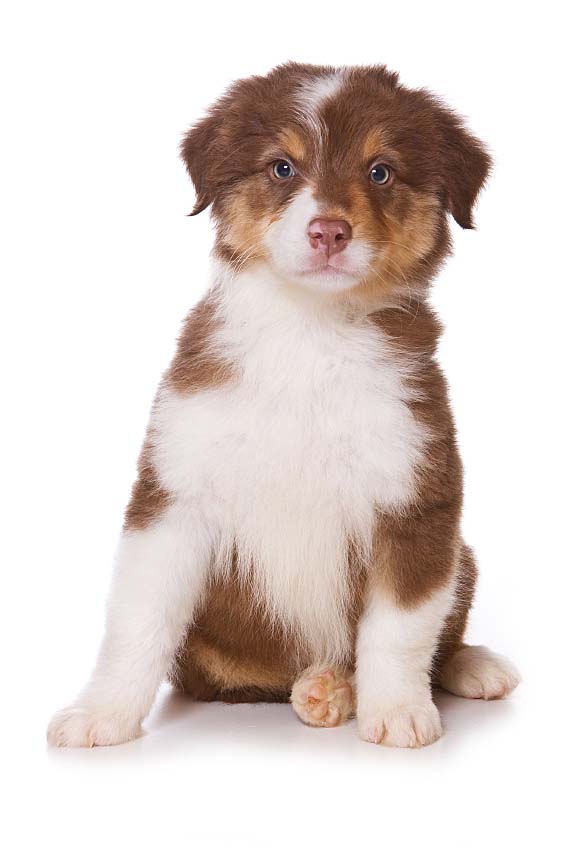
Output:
[[368, 299, 442, 360], [166, 292, 233, 394]]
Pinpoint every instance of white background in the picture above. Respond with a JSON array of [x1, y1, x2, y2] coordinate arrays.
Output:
[[1, 1, 564, 846]]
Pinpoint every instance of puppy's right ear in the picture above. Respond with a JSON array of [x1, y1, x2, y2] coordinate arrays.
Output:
[[180, 112, 223, 216]]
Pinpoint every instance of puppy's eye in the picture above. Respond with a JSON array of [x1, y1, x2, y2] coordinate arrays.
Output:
[[273, 160, 295, 180], [369, 164, 392, 185]]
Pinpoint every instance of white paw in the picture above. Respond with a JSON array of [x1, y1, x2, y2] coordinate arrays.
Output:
[[47, 705, 142, 748], [440, 645, 521, 700], [358, 700, 442, 748], [291, 668, 354, 728]]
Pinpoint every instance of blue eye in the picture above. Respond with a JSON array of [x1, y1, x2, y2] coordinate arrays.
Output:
[[369, 164, 392, 185], [273, 160, 294, 180]]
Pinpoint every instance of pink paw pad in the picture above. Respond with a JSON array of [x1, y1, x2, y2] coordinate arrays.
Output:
[[291, 668, 354, 728]]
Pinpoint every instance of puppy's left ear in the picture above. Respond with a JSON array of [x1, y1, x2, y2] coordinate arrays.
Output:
[[180, 112, 223, 216], [436, 109, 492, 229]]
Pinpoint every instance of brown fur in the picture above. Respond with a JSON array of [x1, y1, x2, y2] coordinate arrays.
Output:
[[362, 300, 462, 612], [172, 569, 301, 702], [166, 292, 235, 394], [123, 438, 171, 531], [432, 543, 478, 679]]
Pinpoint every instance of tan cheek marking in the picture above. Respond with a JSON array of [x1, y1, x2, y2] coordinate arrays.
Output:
[[348, 187, 441, 299], [349, 184, 379, 239], [222, 188, 270, 257], [381, 193, 441, 276], [278, 128, 306, 162]]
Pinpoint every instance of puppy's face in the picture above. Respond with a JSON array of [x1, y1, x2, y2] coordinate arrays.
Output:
[[182, 64, 491, 298]]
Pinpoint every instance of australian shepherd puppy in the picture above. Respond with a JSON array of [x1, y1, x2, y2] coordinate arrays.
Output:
[[48, 63, 519, 749]]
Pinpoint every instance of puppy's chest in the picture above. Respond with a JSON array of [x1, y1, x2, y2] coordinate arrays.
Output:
[[156, 317, 425, 524]]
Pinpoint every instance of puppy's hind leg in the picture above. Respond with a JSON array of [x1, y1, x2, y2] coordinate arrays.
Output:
[[47, 501, 211, 747], [291, 667, 355, 728], [434, 544, 521, 700], [440, 646, 520, 700]]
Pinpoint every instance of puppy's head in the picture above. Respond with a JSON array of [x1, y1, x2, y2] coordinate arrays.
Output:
[[182, 64, 491, 297]]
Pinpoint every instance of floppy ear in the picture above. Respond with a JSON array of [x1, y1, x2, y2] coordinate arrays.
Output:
[[436, 109, 492, 229], [180, 112, 224, 216]]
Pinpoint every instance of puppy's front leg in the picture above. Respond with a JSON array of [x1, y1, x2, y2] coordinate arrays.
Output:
[[48, 503, 210, 747], [356, 509, 458, 748]]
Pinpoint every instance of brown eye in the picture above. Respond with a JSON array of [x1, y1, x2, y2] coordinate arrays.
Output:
[[273, 160, 295, 180], [369, 164, 392, 185]]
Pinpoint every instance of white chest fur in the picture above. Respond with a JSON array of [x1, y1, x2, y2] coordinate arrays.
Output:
[[152, 263, 427, 663]]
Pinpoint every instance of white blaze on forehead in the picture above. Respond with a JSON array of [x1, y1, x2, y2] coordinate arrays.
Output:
[[296, 71, 346, 114], [294, 70, 346, 146]]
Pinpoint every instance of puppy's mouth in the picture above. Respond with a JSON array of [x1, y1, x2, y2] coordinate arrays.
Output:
[[298, 261, 360, 280]]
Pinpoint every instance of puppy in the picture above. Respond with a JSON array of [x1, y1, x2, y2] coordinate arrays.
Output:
[[48, 63, 519, 748]]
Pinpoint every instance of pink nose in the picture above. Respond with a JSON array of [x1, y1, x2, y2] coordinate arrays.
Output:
[[307, 218, 352, 256]]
